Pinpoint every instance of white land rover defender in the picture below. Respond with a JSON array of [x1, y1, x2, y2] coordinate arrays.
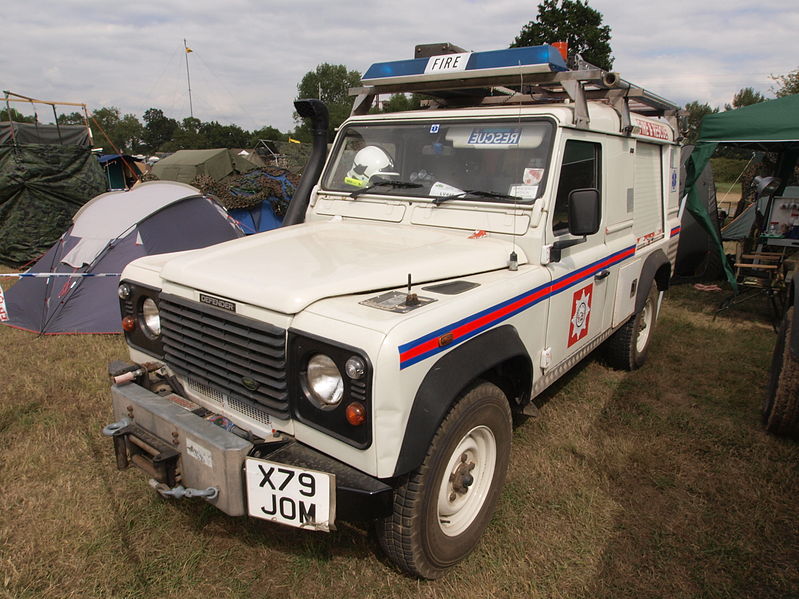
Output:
[[104, 43, 682, 579]]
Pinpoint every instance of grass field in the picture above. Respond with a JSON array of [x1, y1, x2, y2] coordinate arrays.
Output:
[[1, 270, 798, 599]]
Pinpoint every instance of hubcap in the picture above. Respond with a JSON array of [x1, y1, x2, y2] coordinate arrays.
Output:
[[437, 425, 497, 537], [636, 299, 654, 353]]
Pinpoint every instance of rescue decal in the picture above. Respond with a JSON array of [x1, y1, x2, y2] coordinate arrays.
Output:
[[670, 226, 681, 237], [398, 245, 636, 369], [568, 284, 593, 347], [632, 117, 671, 141]]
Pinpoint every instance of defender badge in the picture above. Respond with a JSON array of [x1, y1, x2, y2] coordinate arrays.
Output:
[[241, 376, 259, 391]]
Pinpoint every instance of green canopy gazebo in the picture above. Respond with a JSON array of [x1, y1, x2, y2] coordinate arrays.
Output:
[[684, 94, 799, 288]]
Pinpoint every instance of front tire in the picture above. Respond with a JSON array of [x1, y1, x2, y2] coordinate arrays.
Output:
[[604, 284, 660, 370], [377, 381, 512, 579], [763, 306, 799, 437]]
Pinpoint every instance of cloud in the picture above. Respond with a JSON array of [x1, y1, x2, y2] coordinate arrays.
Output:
[[2, 0, 796, 132]]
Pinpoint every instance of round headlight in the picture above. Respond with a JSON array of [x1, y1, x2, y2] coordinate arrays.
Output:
[[140, 297, 161, 337], [303, 354, 343, 408]]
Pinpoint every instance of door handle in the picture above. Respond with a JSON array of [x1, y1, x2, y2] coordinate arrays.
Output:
[[594, 269, 610, 280]]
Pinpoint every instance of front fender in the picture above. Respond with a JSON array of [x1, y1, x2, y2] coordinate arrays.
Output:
[[392, 325, 531, 477]]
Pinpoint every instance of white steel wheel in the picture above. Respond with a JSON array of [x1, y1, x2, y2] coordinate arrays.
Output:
[[377, 381, 512, 579], [436, 425, 497, 537], [603, 284, 660, 371], [635, 294, 655, 354]]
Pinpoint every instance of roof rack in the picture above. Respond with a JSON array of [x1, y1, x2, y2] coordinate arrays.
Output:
[[350, 45, 680, 135]]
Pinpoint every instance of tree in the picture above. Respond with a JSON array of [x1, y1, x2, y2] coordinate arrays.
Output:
[[89, 106, 144, 153], [378, 93, 423, 113], [250, 126, 286, 146], [294, 63, 362, 141], [0, 106, 35, 123], [511, 0, 613, 71], [142, 108, 178, 153], [724, 87, 767, 111], [681, 101, 718, 145], [57, 111, 86, 125], [771, 66, 799, 98]]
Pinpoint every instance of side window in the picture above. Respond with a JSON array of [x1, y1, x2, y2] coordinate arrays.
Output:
[[553, 140, 601, 233]]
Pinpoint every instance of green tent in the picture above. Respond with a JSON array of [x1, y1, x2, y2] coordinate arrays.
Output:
[[151, 149, 260, 183], [684, 94, 799, 289], [0, 123, 106, 266]]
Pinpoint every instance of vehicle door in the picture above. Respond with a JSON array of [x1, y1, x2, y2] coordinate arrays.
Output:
[[544, 135, 611, 369]]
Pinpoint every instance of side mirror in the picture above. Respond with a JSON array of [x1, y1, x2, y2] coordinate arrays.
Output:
[[568, 188, 601, 236]]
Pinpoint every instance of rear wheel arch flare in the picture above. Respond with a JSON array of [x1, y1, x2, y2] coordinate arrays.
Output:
[[392, 325, 531, 478]]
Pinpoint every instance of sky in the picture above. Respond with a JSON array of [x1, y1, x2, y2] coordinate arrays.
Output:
[[2, 0, 797, 134]]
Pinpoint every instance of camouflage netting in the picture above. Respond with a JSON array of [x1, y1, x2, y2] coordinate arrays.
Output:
[[192, 166, 300, 217], [0, 144, 106, 266]]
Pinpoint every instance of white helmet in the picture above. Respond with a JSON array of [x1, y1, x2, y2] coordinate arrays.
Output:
[[346, 146, 398, 185]]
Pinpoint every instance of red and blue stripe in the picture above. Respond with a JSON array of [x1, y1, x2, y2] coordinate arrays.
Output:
[[670, 226, 681, 237], [398, 245, 636, 369]]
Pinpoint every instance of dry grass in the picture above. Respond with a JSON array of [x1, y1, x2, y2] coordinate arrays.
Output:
[[1, 268, 798, 599]]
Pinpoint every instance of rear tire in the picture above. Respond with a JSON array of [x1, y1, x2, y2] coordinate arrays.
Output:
[[604, 284, 660, 370], [763, 307, 799, 437], [377, 381, 512, 579]]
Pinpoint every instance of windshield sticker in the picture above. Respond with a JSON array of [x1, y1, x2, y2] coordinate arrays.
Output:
[[509, 185, 538, 200], [430, 181, 464, 197], [522, 168, 544, 185], [430, 124, 440, 133], [467, 128, 521, 146]]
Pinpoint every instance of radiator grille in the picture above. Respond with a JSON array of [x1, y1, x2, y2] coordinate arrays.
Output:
[[159, 293, 289, 419]]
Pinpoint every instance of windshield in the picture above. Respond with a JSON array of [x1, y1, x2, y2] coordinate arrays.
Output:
[[322, 118, 554, 203]]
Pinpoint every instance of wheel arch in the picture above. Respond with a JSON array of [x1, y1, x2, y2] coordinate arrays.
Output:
[[636, 249, 671, 313], [392, 324, 532, 477]]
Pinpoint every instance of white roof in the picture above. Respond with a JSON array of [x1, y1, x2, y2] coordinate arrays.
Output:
[[62, 181, 203, 267]]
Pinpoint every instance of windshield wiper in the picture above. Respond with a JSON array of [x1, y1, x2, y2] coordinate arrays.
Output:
[[350, 180, 422, 198], [432, 189, 522, 206]]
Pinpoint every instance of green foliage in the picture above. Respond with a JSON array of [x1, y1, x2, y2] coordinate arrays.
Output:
[[376, 93, 423, 113], [90, 106, 144, 154], [0, 106, 35, 123], [294, 63, 362, 141], [771, 66, 799, 98], [681, 101, 719, 145], [710, 157, 751, 183], [511, 0, 613, 71], [724, 87, 767, 111], [250, 126, 286, 144], [142, 108, 179, 153], [56, 111, 86, 125]]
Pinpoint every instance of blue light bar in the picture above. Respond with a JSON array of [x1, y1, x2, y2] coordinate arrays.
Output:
[[362, 45, 568, 86]]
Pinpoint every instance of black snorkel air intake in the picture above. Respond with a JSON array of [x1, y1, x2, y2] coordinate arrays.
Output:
[[282, 99, 329, 226]]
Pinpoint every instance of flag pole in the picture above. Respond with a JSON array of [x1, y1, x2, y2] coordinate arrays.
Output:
[[184, 39, 194, 119]]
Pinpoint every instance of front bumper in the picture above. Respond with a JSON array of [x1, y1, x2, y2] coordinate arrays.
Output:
[[106, 382, 392, 523]]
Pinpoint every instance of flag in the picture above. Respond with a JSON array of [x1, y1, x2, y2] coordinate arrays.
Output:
[[288, 137, 301, 144], [185, 47, 193, 53]]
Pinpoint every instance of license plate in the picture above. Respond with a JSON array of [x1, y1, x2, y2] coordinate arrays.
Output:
[[244, 458, 335, 532]]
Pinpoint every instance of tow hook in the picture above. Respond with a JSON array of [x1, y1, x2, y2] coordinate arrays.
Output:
[[149, 479, 219, 500], [102, 418, 131, 437]]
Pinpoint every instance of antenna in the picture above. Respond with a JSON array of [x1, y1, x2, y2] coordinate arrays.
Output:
[[184, 39, 194, 119]]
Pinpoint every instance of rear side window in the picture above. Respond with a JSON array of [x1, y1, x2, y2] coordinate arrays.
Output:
[[553, 140, 601, 233]]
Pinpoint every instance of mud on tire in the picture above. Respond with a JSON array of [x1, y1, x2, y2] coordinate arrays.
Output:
[[377, 381, 512, 579]]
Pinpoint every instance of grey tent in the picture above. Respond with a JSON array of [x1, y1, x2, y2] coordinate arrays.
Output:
[[1, 181, 242, 334]]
